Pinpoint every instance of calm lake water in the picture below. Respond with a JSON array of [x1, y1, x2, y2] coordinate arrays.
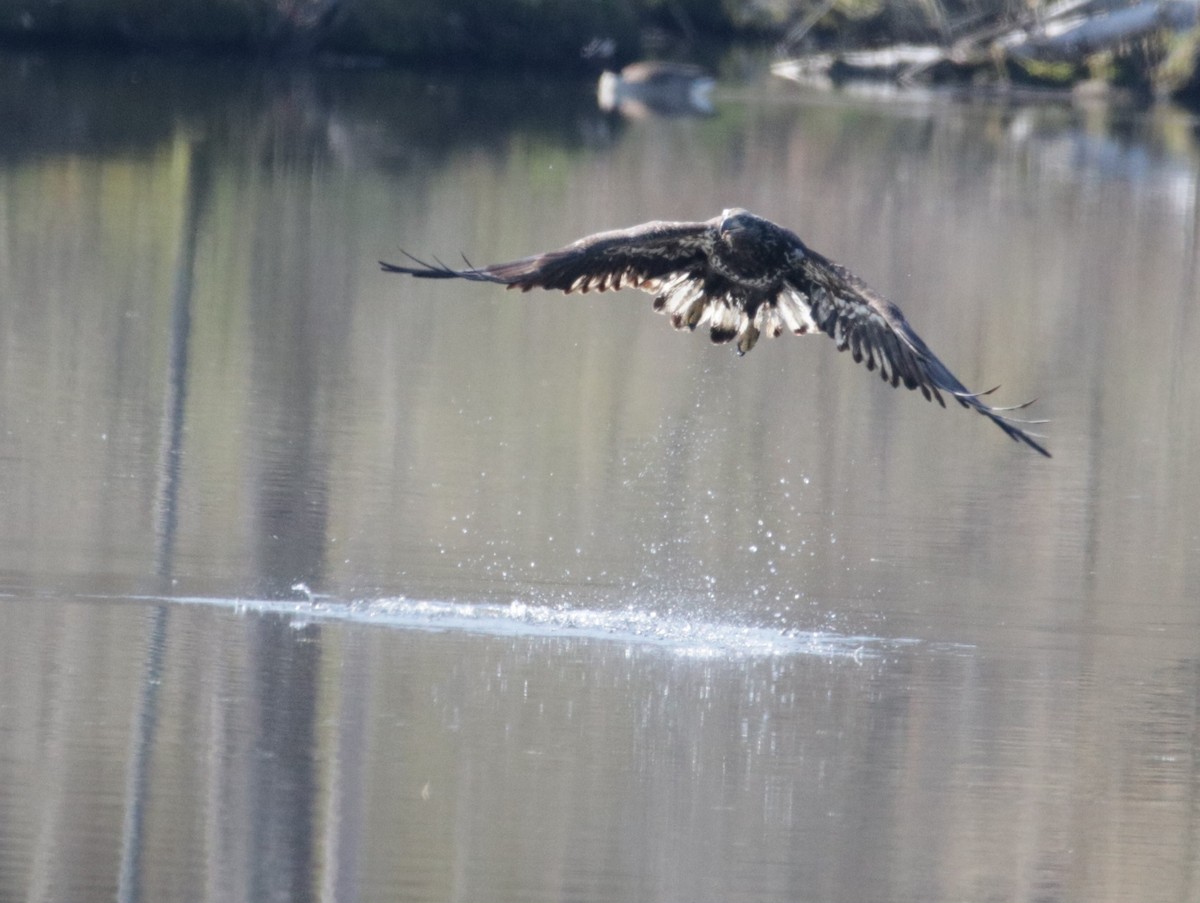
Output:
[[1, 50, 1198, 902]]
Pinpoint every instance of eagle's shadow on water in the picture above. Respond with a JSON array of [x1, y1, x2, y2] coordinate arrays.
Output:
[[158, 593, 949, 661]]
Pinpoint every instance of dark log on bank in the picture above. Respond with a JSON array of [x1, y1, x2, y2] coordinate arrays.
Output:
[[773, 0, 1200, 95], [998, 0, 1198, 60]]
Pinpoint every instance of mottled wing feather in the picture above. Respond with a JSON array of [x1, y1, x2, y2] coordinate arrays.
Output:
[[381, 220, 715, 294], [784, 249, 1049, 457]]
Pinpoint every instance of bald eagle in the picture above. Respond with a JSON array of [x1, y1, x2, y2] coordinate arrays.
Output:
[[381, 208, 1049, 457]]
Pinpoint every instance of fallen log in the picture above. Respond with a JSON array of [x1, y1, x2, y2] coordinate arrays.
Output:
[[999, 0, 1199, 60], [772, 0, 1199, 93]]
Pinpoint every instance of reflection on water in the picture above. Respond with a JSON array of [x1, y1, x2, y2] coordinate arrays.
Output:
[[3, 592, 1197, 902], [1, 50, 1198, 903]]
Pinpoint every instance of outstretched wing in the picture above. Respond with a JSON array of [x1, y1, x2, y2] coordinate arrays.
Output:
[[380, 219, 716, 294], [781, 248, 1050, 457], [382, 217, 803, 355]]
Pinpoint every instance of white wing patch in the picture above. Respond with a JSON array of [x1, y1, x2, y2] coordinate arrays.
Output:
[[648, 272, 709, 329], [767, 286, 818, 336], [646, 276, 819, 354], [565, 267, 651, 293]]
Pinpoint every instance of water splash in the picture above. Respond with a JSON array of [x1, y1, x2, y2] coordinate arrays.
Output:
[[163, 594, 922, 661]]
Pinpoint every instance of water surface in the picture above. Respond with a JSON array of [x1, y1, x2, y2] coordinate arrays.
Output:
[[1, 52, 1198, 902]]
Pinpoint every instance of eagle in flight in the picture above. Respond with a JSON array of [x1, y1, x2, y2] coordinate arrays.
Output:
[[381, 208, 1049, 457]]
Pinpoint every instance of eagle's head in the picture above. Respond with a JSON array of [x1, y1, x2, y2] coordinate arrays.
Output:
[[714, 208, 787, 280], [718, 207, 759, 238], [717, 208, 776, 253]]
